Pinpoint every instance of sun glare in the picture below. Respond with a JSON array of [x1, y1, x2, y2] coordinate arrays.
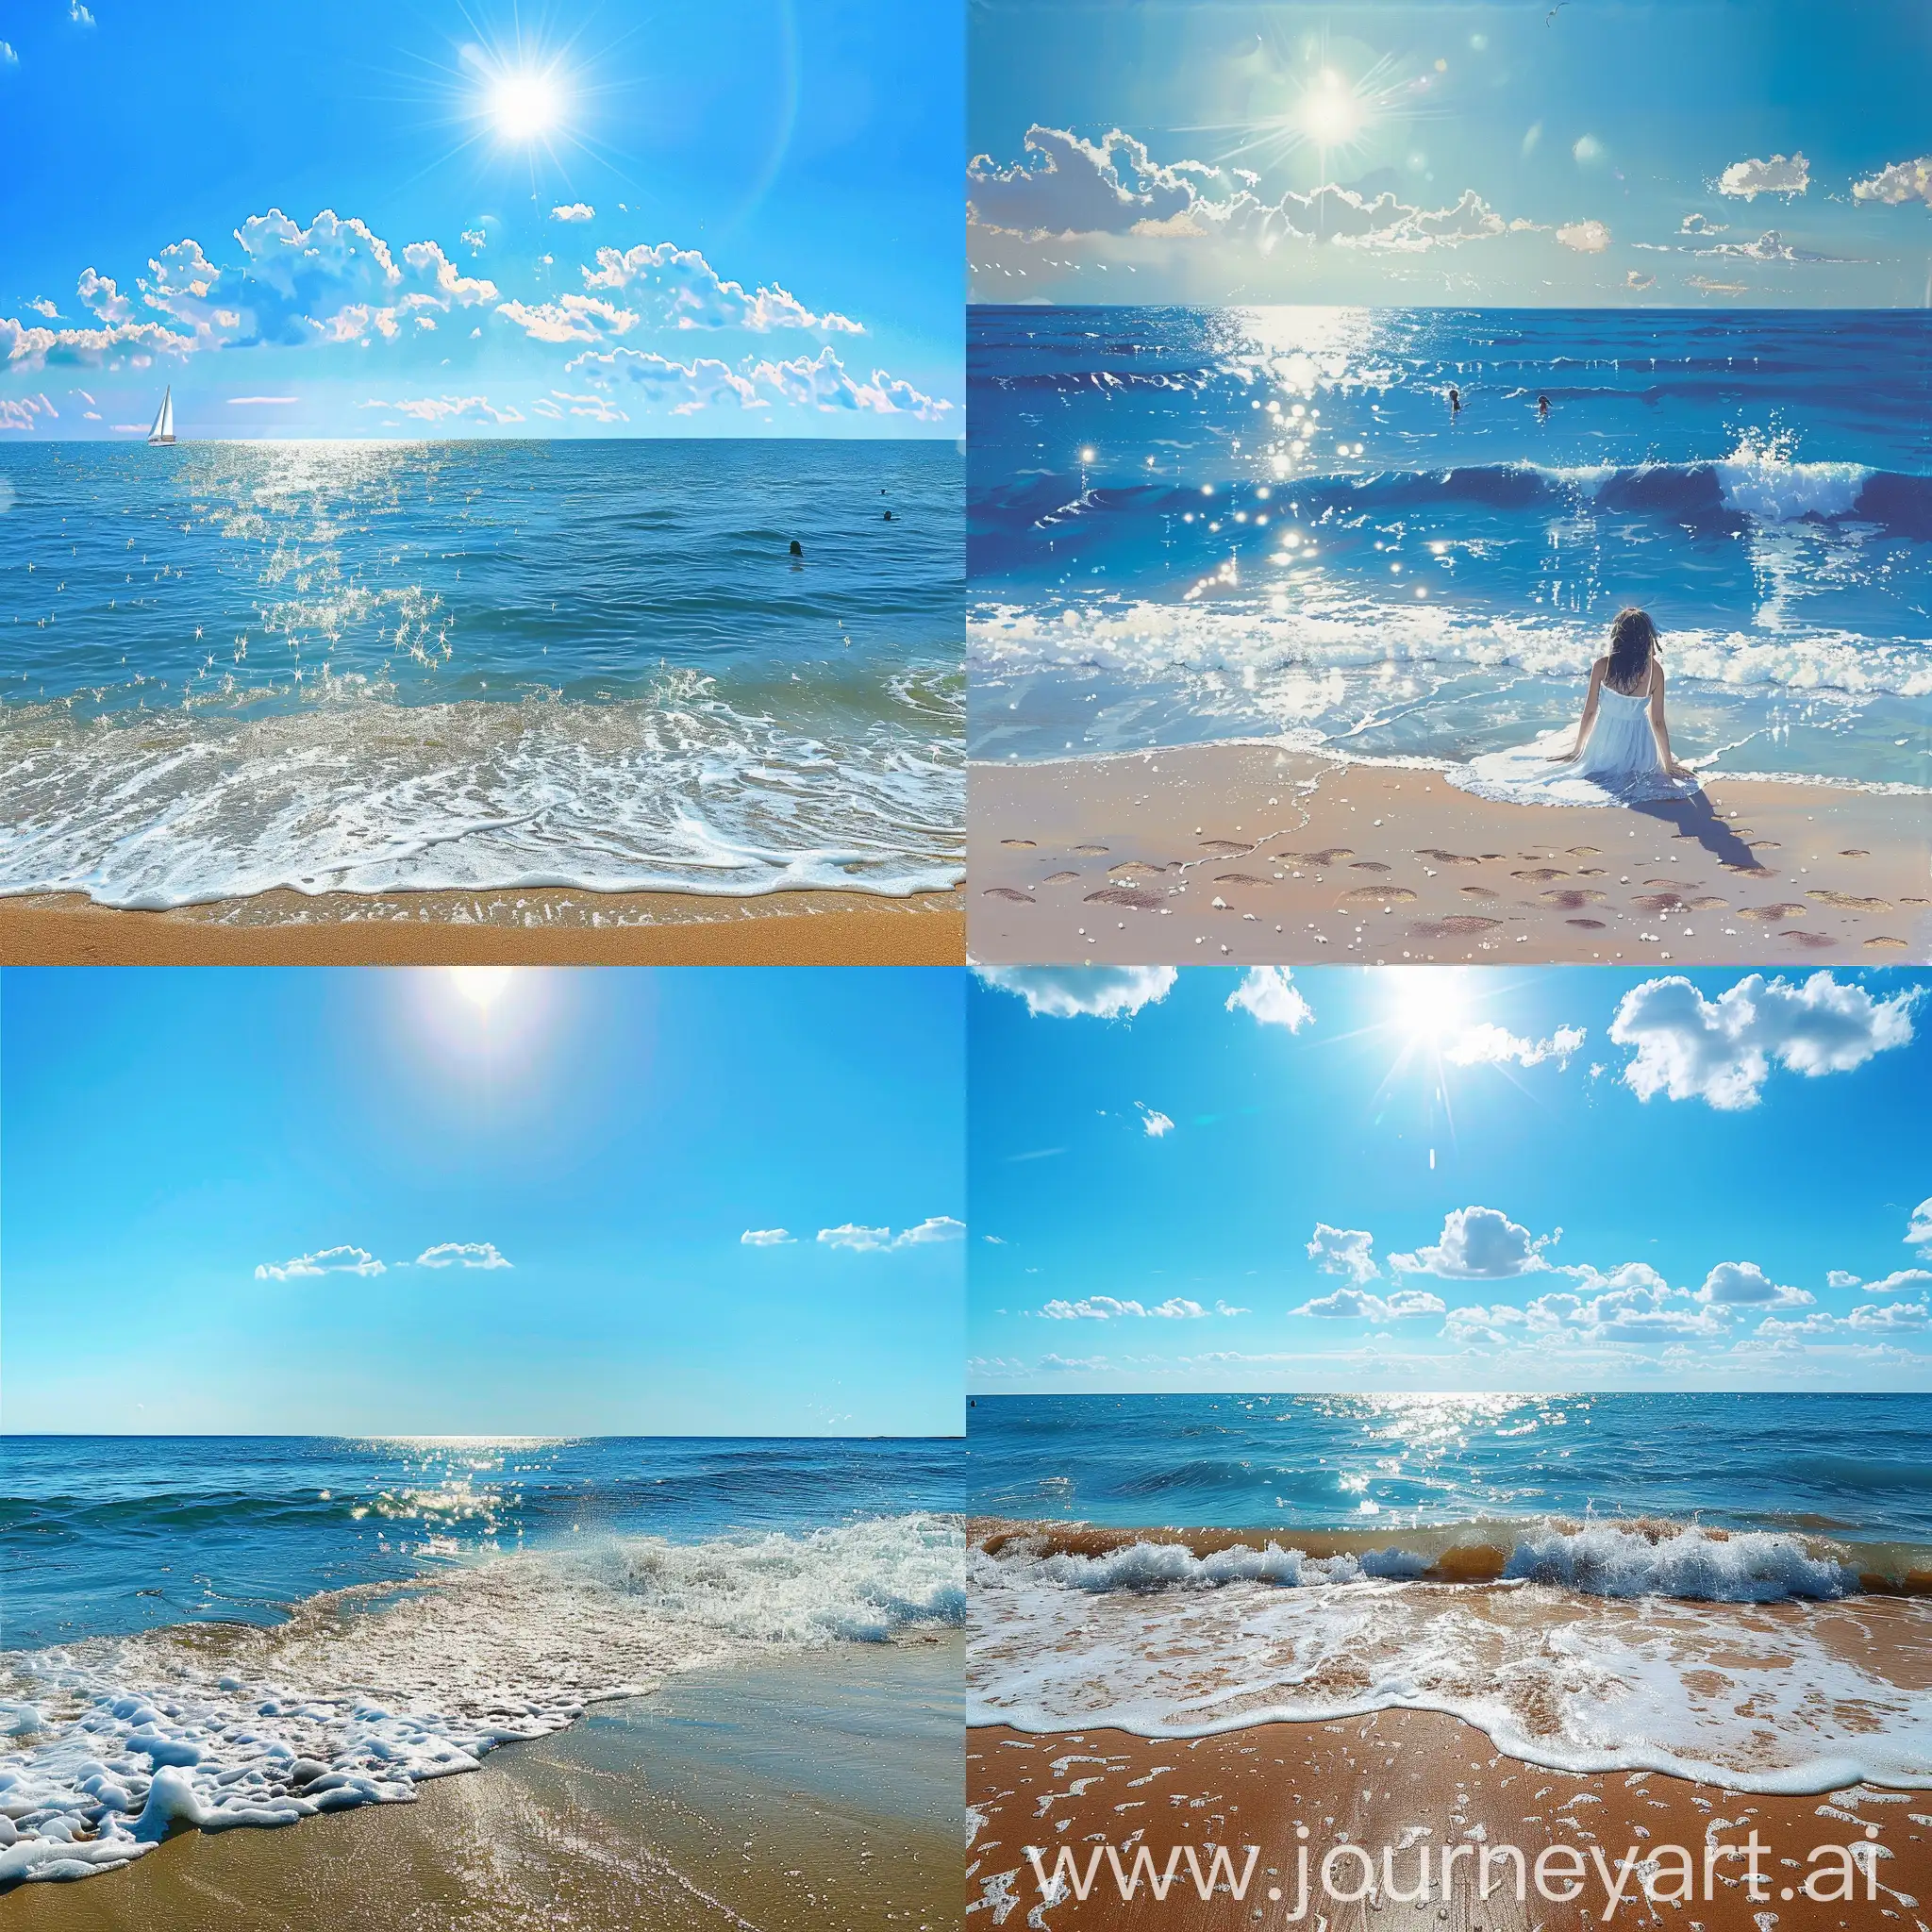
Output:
[[1298, 70, 1365, 147], [1386, 968, 1467, 1043], [490, 67, 563, 140], [450, 967, 512, 1010]]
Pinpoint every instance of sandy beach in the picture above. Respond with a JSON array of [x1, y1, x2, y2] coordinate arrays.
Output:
[[0, 887, 963, 966], [3, 1637, 961, 1932], [969, 1711, 1930, 1931], [969, 745, 1931, 965]]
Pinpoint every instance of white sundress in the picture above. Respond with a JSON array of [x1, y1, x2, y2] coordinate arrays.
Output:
[[1448, 677, 1701, 808]]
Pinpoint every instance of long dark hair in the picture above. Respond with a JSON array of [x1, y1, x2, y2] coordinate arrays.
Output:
[[1605, 608, 1658, 694]]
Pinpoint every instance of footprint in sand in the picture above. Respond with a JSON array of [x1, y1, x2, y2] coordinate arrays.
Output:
[[1083, 886, 1162, 910], [1808, 891, 1893, 912], [1541, 889, 1607, 909], [1278, 848, 1354, 866], [1782, 930, 1836, 949], [1214, 873, 1273, 886], [1728, 863, 1779, 879], [1566, 918, 1607, 930], [1865, 936, 1910, 949], [999, 839, 1036, 849], [1566, 846, 1601, 857], [1072, 843, 1109, 856], [1459, 886, 1500, 900], [1840, 848, 1871, 858], [1739, 903, 1808, 922], [982, 887, 1033, 902], [1041, 871, 1081, 883], [1416, 847, 1480, 866], [1511, 867, 1570, 882], [1411, 914, 1502, 938], [1340, 886, 1418, 907], [1108, 860, 1171, 879], [1197, 839, 1248, 856], [1350, 860, 1393, 874], [1634, 892, 1693, 913], [1907, 897, 1932, 908]]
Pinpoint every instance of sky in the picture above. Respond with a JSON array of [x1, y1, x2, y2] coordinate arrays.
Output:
[[969, 0, 1932, 307], [2, 967, 963, 1435], [970, 964, 1932, 1393], [0, 0, 959, 440]]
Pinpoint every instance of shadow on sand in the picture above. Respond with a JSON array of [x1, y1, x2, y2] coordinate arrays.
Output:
[[1631, 790, 1765, 873]]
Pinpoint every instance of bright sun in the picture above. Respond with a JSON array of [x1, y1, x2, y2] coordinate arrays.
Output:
[[450, 966, 512, 1010], [1297, 69, 1367, 148], [490, 68, 562, 140], [1386, 968, 1467, 1043]]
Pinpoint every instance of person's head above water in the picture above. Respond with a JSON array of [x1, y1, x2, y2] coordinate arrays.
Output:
[[789, 539, 803, 557], [1605, 606, 1659, 691]]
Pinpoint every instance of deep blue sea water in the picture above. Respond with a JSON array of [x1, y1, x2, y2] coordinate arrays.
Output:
[[0, 440, 962, 906], [2, 1434, 964, 1650], [969, 308, 1932, 789], [968, 1391, 1932, 1545]]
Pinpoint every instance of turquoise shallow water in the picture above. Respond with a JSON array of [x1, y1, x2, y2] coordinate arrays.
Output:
[[0, 439, 962, 905]]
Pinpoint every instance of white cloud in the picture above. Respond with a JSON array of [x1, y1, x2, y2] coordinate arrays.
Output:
[[1624, 271, 1656, 291], [1443, 1302, 1529, 1343], [1718, 153, 1808, 199], [25, 298, 58, 319], [358, 394, 525, 425], [1225, 965, 1313, 1031], [1392, 1206, 1553, 1279], [1608, 972, 1915, 1109], [1827, 1270, 1862, 1290], [1862, 1269, 1932, 1295], [741, 1228, 794, 1246], [1694, 1260, 1813, 1310], [256, 1244, 386, 1281], [495, 294, 637, 344], [1761, 1301, 1930, 1339], [1695, 229, 1844, 264], [1679, 213, 1727, 236], [562, 343, 949, 420], [1038, 1353, 1109, 1373], [1137, 1103, 1174, 1138], [1524, 1265, 1727, 1341], [1307, 1224, 1378, 1285], [1445, 1022, 1586, 1070], [973, 965, 1177, 1021], [968, 125, 1203, 237], [969, 124, 1509, 255], [460, 228, 487, 252], [1853, 158, 1932, 208], [1907, 1198, 1932, 1246], [1039, 1295, 1208, 1320], [895, 1215, 966, 1246], [71, 2, 95, 23], [817, 1217, 962, 1252], [416, 1241, 511, 1269], [581, 242, 862, 333], [77, 269, 133, 324], [1555, 220, 1610, 253], [551, 203, 595, 223], [1293, 1286, 1446, 1322], [0, 41, 15, 62], [0, 394, 59, 433]]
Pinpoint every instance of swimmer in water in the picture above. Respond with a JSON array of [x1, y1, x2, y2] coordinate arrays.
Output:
[[789, 539, 804, 558], [1538, 394, 1551, 420], [1449, 386, 1462, 415], [883, 509, 894, 521]]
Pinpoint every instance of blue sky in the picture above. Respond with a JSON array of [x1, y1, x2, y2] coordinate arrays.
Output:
[[970, 965, 1932, 1393], [0, 0, 958, 439], [2, 967, 963, 1435], [969, 0, 1932, 306]]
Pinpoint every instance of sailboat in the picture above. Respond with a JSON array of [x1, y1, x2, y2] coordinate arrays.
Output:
[[147, 387, 175, 445]]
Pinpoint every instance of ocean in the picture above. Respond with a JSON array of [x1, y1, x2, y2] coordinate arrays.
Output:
[[968, 307, 1932, 793], [0, 439, 963, 908], [967, 1393, 1932, 1792], [0, 1435, 965, 1883]]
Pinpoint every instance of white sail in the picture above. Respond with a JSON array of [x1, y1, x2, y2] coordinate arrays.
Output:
[[148, 387, 175, 444]]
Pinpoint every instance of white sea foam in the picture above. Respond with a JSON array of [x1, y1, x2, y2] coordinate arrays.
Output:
[[0, 677, 964, 908], [0, 1516, 963, 1884], [969, 1533, 1932, 1794]]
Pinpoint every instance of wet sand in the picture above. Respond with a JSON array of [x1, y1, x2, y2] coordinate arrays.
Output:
[[969, 745, 1931, 965], [3, 1637, 961, 1932], [969, 1712, 1931, 1931], [0, 887, 963, 966]]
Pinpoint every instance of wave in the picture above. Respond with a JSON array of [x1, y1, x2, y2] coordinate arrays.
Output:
[[0, 1515, 963, 1885], [0, 675, 964, 908], [969, 1524, 1932, 1793], [978, 449, 1932, 537]]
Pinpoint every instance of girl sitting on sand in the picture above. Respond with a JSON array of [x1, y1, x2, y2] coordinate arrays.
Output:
[[1451, 607, 1701, 807]]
